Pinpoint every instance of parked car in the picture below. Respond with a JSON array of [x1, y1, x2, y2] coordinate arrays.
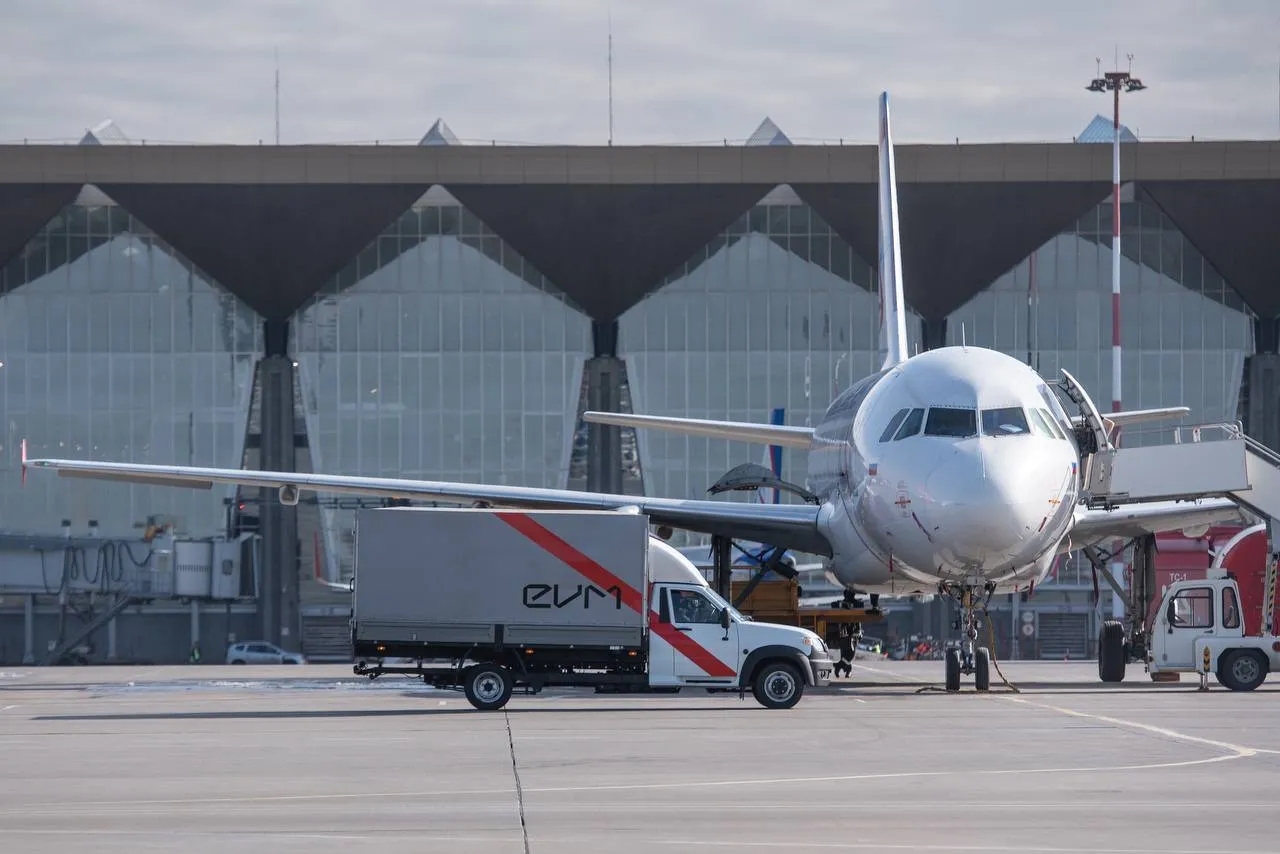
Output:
[[225, 641, 306, 665]]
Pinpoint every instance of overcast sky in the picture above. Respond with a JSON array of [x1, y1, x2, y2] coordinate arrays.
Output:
[[4, 0, 1278, 146]]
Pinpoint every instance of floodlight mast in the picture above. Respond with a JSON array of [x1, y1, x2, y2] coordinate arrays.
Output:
[[1086, 56, 1146, 422], [1087, 55, 1146, 623]]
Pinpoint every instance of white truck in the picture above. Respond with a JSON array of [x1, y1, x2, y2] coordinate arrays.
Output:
[[349, 506, 834, 710], [1098, 568, 1279, 690]]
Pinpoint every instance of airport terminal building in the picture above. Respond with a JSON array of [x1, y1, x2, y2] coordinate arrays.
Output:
[[0, 116, 1276, 663]]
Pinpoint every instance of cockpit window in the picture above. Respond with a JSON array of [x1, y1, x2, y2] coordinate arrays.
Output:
[[1033, 407, 1067, 440], [1025, 408, 1054, 437], [1027, 408, 1063, 439], [893, 408, 925, 440], [924, 407, 977, 438], [1036, 383, 1074, 433], [879, 409, 909, 442], [981, 407, 1029, 437]]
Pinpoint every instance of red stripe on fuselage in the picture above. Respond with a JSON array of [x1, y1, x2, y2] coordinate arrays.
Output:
[[497, 513, 736, 678]]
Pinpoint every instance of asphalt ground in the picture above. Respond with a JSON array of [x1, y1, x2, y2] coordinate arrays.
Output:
[[1, 660, 1278, 853]]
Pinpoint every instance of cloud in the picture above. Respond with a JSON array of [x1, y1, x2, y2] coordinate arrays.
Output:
[[2, 0, 1277, 145]]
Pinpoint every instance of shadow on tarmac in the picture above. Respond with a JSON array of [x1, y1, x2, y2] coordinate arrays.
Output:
[[35, 703, 768, 721]]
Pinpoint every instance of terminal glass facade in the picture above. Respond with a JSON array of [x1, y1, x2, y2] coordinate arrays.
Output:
[[291, 189, 592, 578], [0, 188, 262, 539], [946, 185, 1255, 447], [619, 188, 924, 516]]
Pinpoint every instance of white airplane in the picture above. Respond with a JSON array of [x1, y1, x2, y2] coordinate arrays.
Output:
[[22, 92, 1243, 691]]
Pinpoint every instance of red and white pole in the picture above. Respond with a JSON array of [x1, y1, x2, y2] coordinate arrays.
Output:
[[1111, 83, 1122, 417]]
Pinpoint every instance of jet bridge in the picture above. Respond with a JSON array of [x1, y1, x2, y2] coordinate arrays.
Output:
[[1084, 422, 1280, 523]]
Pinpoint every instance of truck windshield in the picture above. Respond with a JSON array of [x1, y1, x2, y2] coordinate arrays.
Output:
[[703, 587, 746, 622]]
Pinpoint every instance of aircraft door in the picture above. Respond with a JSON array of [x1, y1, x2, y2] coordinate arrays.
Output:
[[1154, 586, 1215, 667], [668, 588, 740, 682]]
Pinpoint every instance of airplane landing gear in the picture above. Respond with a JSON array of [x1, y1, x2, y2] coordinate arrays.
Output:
[[941, 581, 995, 692]]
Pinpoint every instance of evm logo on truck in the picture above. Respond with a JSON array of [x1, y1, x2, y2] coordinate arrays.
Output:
[[522, 583, 624, 609]]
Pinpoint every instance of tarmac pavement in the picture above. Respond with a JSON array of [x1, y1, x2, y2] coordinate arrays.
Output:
[[1, 660, 1277, 853]]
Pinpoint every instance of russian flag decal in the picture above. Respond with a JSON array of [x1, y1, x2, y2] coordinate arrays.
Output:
[[868, 463, 878, 477]]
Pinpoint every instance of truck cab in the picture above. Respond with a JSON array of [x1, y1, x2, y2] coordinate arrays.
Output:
[[1145, 571, 1279, 690], [643, 537, 835, 708]]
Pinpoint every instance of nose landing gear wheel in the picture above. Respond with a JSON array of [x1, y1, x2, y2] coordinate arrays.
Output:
[[974, 647, 991, 692], [945, 648, 961, 692]]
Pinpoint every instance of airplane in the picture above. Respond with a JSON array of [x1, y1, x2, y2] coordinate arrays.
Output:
[[21, 91, 1244, 692]]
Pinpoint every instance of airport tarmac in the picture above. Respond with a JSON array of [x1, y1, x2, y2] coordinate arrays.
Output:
[[1, 660, 1278, 853]]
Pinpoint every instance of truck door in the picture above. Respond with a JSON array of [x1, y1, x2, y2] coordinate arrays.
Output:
[[1154, 585, 1215, 667], [667, 588, 740, 683]]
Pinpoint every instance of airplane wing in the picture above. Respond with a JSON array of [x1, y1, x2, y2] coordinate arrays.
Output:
[[582, 412, 814, 449], [21, 453, 831, 556], [1063, 497, 1247, 553]]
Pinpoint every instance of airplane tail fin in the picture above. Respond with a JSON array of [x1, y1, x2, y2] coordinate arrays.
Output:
[[878, 92, 909, 369]]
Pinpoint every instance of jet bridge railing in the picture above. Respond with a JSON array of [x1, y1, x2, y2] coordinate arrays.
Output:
[[1090, 420, 1280, 523]]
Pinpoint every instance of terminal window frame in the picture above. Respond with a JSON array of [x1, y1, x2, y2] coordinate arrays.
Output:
[[923, 407, 977, 438], [980, 407, 1030, 437]]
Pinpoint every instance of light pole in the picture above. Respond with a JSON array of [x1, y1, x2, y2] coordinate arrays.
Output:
[[1087, 56, 1145, 627], [1086, 56, 1146, 419]]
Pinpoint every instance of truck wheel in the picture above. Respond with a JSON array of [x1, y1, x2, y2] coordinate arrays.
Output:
[[1098, 620, 1126, 683], [974, 647, 991, 692], [1217, 650, 1268, 692], [463, 665, 513, 711], [752, 661, 804, 709]]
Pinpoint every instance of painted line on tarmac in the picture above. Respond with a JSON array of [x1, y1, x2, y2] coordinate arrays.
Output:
[[0, 705, 18, 712], [1001, 696, 1280, 757], [640, 840, 1276, 854], [0, 749, 1246, 818], [845, 663, 928, 682], [0, 828, 525, 845]]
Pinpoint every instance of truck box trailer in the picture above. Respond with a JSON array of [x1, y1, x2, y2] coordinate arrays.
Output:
[[350, 507, 834, 710]]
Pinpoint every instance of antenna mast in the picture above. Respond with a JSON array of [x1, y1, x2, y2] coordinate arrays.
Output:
[[274, 47, 280, 145], [608, 10, 614, 145]]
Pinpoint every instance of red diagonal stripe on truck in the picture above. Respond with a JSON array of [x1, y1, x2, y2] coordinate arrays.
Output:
[[497, 513, 736, 679]]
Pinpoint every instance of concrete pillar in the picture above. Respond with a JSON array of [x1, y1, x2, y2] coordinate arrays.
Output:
[[585, 321, 624, 496], [258, 320, 299, 649], [921, 317, 948, 352], [23, 595, 34, 665], [585, 356, 625, 495]]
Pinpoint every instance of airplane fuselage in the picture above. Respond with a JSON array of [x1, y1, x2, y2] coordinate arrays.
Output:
[[805, 346, 1081, 596]]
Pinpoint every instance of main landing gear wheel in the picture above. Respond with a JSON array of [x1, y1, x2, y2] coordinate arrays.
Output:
[[463, 664, 514, 711], [1097, 619, 1126, 684]]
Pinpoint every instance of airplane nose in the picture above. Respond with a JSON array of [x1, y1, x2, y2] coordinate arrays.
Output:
[[921, 443, 1055, 564]]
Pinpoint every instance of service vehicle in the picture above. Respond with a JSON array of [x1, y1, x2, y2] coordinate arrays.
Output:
[[349, 506, 834, 710], [1098, 567, 1279, 690]]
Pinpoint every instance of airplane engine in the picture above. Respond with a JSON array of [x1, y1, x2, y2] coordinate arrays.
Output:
[[278, 484, 300, 506]]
